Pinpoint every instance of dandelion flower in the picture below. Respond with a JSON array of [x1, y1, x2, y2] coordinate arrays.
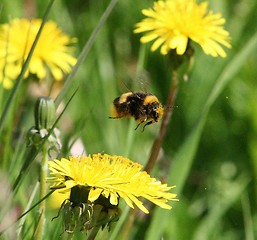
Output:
[[48, 154, 177, 214], [0, 18, 77, 89], [134, 0, 231, 57], [0, 61, 20, 89]]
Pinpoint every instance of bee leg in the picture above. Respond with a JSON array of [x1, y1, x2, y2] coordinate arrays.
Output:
[[135, 118, 148, 131], [134, 122, 142, 131], [142, 121, 153, 132]]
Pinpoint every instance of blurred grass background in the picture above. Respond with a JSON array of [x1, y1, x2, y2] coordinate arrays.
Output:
[[0, 0, 257, 239]]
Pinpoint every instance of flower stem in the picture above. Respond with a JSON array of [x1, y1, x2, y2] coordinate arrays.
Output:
[[35, 143, 48, 240], [120, 71, 179, 239], [144, 71, 178, 173], [88, 226, 101, 240]]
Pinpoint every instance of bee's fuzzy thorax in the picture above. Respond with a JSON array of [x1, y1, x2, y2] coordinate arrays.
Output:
[[143, 95, 159, 105]]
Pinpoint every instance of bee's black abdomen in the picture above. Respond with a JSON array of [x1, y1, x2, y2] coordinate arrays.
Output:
[[126, 93, 149, 120]]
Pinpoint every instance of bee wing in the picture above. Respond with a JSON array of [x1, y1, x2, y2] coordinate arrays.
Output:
[[117, 69, 151, 94], [133, 69, 151, 93]]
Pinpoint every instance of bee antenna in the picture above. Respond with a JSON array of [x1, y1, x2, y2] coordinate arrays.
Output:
[[165, 105, 179, 109]]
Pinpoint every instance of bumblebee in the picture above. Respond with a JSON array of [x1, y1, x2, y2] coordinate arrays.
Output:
[[110, 92, 164, 131]]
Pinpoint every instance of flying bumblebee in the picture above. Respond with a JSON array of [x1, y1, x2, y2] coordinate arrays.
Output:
[[110, 92, 164, 131]]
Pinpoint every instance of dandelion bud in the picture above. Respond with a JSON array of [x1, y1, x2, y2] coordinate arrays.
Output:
[[34, 96, 55, 130], [62, 200, 93, 233]]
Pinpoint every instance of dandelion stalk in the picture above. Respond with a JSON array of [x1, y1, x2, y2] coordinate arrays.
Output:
[[145, 71, 178, 173], [88, 226, 101, 240], [28, 96, 58, 239], [35, 143, 48, 240], [119, 71, 178, 239]]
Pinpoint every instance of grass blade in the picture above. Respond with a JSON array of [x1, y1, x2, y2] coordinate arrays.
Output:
[[55, 0, 119, 107]]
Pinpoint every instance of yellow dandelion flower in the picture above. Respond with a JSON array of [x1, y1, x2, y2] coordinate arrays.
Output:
[[48, 154, 177, 214], [0, 18, 77, 88], [134, 0, 231, 57], [0, 61, 20, 89]]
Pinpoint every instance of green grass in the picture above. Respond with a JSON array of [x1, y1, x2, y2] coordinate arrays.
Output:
[[0, 0, 257, 239]]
